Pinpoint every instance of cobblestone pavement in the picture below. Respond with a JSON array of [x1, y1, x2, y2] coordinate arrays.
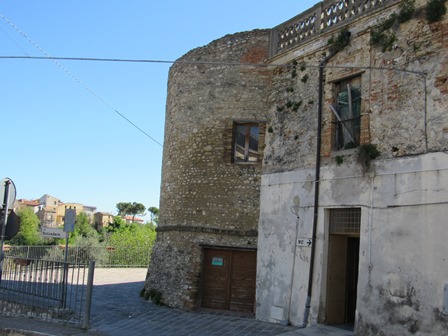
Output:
[[89, 268, 299, 336]]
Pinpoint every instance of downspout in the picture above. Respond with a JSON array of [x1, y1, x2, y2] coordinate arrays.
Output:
[[299, 23, 352, 326], [300, 55, 332, 327]]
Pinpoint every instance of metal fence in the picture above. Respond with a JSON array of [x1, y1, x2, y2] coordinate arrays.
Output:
[[4, 245, 151, 267], [0, 255, 94, 328]]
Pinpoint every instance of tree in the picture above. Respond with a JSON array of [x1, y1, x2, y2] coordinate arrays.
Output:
[[69, 212, 98, 244], [106, 222, 156, 266], [116, 202, 132, 216], [8, 207, 41, 245], [116, 202, 146, 222], [105, 216, 126, 233], [148, 206, 159, 224], [128, 202, 146, 222]]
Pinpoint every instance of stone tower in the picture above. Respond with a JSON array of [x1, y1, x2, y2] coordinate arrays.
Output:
[[145, 29, 271, 311]]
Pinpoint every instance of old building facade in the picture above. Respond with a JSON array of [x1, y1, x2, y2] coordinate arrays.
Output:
[[258, 0, 448, 335], [147, 0, 448, 334]]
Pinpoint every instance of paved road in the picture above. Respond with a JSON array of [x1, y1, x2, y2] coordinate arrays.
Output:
[[0, 268, 353, 335], [89, 268, 299, 336]]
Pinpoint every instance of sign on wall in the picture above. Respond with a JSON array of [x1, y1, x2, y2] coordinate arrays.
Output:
[[212, 257, 224, 266], [297, 237, 312, 247]]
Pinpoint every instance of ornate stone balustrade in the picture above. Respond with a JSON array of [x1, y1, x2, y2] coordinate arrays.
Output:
[[269, 0, 400, 57]]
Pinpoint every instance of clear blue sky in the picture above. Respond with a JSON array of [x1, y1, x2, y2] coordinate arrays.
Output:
[[0, 1, 317, 220]]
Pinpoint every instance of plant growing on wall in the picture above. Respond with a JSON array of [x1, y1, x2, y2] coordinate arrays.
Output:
[[371, 13, 399, 51], [328, 28, 351, 56], [275, 60, 306, 114], [356, 143, 381, 170], [141, 288, 164, 305], [370, 0, 448, 51], [335, 155, 344, 166], [397, 0, 416, 23], [291, 59, 298, 78], [426, 0, 447, 22]]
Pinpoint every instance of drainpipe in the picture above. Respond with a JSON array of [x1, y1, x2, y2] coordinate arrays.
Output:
[[300, 56, 329, 328]]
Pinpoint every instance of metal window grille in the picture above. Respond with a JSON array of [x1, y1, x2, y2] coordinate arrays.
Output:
[[329, 208, 361, 234]]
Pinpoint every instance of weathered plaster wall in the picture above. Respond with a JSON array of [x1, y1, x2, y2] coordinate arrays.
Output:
[[256, 169, 316, 325], [355, 153, 448, 335], [257, 153, 448, 335], [146, 29, 271, 309]]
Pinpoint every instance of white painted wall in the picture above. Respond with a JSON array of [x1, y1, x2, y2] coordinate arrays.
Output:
[[256, 152, 448, 334]]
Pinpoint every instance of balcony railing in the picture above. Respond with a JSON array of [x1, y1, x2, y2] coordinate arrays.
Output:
[[269, 0, 400, 57]]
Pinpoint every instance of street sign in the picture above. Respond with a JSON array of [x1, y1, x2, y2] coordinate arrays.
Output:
[[297, 237, 312, 247], [0, 178, 16, 209], [64, 208, 76, 232], [42, 227, 68, 239]]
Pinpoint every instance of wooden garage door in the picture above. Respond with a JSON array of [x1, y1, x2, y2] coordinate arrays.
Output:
[[202, 249, 256, 313]]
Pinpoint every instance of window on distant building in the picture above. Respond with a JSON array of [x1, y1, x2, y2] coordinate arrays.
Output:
[[233, 123, 260, 163], [331, 76, 361, 150]]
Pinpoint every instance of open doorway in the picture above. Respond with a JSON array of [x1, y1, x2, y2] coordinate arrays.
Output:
[[326, 208, 361, 328]]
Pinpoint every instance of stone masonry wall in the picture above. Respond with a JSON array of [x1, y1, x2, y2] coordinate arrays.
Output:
[[146, 30, 271, 310], [264, 0, 448, 173]]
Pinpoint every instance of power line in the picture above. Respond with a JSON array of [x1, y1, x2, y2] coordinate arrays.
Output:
[[0, 12, 163, 147], [0, 55, 426, 77], [0, 55, 176, 64], [0, 12, 426, 150]]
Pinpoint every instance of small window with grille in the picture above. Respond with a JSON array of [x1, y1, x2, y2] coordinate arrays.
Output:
[[331, 76, 361, 150], [329, 208, 361, 235]]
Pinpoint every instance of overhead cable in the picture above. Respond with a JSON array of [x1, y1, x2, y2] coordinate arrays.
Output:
[[0, 55, 426, 76], [0, 12, 163, 147]]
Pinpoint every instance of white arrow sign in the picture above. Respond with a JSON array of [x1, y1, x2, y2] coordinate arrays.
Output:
[[297, 237, 312, 247]]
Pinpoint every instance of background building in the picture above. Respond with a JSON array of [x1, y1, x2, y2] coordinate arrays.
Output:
[[94, 212, 114, 230]]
